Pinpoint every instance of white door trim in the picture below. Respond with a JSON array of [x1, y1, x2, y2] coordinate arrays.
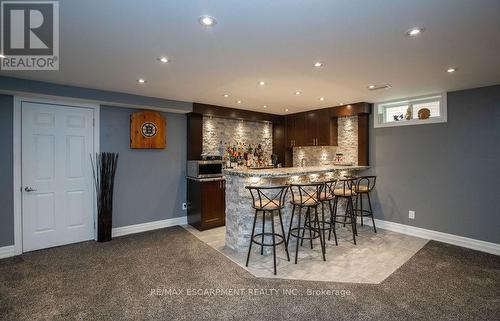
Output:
[[13, 96, 100, 255]]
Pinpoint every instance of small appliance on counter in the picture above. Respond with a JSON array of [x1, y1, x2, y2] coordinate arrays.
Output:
[[187, 160, 223, 179], [332, 153, 354, 166]]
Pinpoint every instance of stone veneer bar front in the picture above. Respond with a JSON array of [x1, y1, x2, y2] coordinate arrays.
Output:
[[223, 165, 368, 252]]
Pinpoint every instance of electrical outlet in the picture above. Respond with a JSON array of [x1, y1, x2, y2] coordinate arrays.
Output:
[[182, 203, 188, 210], [409, 210, 415, 220]]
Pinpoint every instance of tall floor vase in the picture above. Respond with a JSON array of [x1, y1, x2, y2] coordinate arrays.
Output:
[[91, 152, 119, 242]]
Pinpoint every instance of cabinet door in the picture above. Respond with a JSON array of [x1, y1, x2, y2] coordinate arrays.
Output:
[[304, 112, 318, 146], [293, 114, 307, 146], [285, 116, 295, 147], [316, 109, 332, 146], [201, 180, 225, 228]]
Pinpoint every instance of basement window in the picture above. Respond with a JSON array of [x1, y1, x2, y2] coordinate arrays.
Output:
[[374, 93, 447, 128]]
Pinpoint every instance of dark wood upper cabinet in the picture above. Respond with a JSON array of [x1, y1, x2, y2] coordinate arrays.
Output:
[[286, 113, 306, 147], [286, 109, 334, 147], [187, 113, 203, 160], [315, 109, 332, 146], [304, 111, 317, 146]]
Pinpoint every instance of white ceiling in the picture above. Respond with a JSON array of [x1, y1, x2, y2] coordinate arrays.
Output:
[[1, 0, 500, 114]]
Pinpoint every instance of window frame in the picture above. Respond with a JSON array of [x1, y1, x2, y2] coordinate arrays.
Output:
[[373, 93, 447, 128]]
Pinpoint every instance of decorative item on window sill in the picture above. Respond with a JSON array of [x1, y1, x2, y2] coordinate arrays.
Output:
[[405, 106, 412, 120], [91, 152, 119, 242], [393, 114, 404, 121], [417, 108, 431, 120]]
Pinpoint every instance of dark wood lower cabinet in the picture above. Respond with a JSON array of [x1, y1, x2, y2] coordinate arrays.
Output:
[[187, 179, 226, 230]]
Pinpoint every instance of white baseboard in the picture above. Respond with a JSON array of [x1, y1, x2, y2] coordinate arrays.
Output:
[[112, 216, 188, 238], [358, 218, 500, 256], [0, 245, 15, 259]]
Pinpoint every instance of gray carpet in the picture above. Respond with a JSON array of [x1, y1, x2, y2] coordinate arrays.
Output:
[[0, 226, 499, 321]]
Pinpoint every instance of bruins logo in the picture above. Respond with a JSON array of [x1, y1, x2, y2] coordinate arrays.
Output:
[[141, 122, 157, 138]]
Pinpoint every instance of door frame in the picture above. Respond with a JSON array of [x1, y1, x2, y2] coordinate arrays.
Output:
[[13, 96, 100, 255]]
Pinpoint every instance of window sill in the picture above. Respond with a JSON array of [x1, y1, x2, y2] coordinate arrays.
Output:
[[374, 117, 447, 128]]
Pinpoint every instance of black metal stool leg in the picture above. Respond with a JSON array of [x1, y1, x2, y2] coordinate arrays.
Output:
[[314, 207, 326, 261], [321, 202, 327, 248], [360, 192, 364, 226], [343, 200, 347, 227], [300, 208, 307, 247], [367, 192, 377, 233], [294, 207, 302, 264], [348, 197, 357, 245], [246, 210, 259, 267], [328, 197, 337, 240], [260, 210, 265, 255], [287, 205, 296, 245], [270, 210, 277, 275], [308, 207, 314, 249], [329, 199, 338, 246], [278, 209, 290, 261]]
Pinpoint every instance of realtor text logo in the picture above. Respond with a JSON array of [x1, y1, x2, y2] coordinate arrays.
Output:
[[1, 1, 59, 70]]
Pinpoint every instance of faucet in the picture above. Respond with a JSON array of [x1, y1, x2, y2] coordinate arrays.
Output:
[[301, 158, 306, 167]]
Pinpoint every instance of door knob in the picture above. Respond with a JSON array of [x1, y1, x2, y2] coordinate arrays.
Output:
[[24, 186, 37, 192]]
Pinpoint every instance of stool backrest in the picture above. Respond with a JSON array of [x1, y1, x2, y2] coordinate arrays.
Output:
[[323, 179, 338, 198], [354, 176, 376, 192], [334, 177, 356, 196], [289, 182, 324, 205], [245, 185, 289, 210]]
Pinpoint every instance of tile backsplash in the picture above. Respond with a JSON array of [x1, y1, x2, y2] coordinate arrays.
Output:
[[293, 116, 358, 166], [202, 116, 273, 158]]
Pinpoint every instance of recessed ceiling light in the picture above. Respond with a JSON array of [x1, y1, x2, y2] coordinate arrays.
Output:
[[223, 94, 230, 98], [0, 54, 5, 58], [258, 81, 265, 86], [294, 91, 302, 95], [285, 108, 289, 112], [338, 103, 344, 106], [158, 56, 169, 63], [406, 27, 424, 37], [137, 78, 146, 84], [263, 105, 267, 108], [199, 15, 217, 27], [314, 62, 324, 68], [447, 67, 457, 73], [368, 84, 392, 91], [319, 97, 325, 101], [236, 100, 242, 104]]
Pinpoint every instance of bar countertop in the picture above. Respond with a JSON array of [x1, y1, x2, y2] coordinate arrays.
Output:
[[223, 165, 369, 178]]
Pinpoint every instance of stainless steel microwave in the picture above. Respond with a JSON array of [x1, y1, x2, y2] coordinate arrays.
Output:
[[187, 160, 223, 179]]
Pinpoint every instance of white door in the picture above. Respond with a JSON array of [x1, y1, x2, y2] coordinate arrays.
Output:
[[22, 101, 95, 252]]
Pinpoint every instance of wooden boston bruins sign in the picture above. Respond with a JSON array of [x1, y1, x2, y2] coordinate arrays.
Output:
[[130, 111, 166, 149]]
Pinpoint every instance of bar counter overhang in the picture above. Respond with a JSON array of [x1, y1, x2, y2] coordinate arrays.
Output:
[[224, 165, 368, 252]]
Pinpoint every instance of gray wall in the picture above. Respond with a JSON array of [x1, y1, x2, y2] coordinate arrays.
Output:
[[369, 85, 500, 244], [0, 76, 192, 113], [0, 94, 187, 247], [0, 95, 14, 247], [100, 106, 187, 227]]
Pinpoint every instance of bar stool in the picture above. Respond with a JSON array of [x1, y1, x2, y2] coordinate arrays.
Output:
[[330, 178, 357, 245], [318, 180, 338, 246], [352, 176, 377, 233], [245, 185, 290, 275], [287, 183, 326, 264]]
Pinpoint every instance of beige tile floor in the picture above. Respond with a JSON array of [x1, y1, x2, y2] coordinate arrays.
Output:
[[183, 224, 428, 284]]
